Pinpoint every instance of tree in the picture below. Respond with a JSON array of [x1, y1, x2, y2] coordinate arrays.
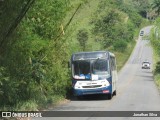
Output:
[[0, 0, 35, 51], [113, 40, 127, 52], [122, 0, 152, 18], [0, 0, 70, 108], [152, 0, 160, 15]]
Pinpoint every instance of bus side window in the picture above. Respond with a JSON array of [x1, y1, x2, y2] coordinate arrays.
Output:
[[112, 57, 116, 70], [109, 58, 113, 74], [110, 56, 116, 71]]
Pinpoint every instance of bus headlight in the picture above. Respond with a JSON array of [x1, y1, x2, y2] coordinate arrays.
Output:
[[75, 85, 81, 89], [102, 80, 110, 86]]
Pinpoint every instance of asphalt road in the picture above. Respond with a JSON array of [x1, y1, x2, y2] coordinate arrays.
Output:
[[33, 26, 160, 120]]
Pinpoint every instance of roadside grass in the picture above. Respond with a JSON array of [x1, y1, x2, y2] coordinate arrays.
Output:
[[115, 40, 136, 72], [38, 95, 65, 110], [152, 49, 160, 90], [0, 95, 65, 111], [150, 27, 160, 90], [0, 100, 38, 111], [154, 74, 160, 90]]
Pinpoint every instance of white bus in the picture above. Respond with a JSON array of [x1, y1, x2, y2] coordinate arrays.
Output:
[[70, 51, 118, 99]]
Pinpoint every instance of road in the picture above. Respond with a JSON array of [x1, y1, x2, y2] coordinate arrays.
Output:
[[33, 26, 160, 120]]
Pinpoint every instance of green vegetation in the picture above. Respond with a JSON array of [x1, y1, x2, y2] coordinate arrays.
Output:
[[0, 0, 70, 110], [0, 0, 150, 110], [152, 0, 160, 15], [150, 17, 160, 89], [115, 40, 136, 71], [77, 28, 88, 51]]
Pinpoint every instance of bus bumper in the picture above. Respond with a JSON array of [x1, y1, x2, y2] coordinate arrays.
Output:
[[73, 86, 112, 96]]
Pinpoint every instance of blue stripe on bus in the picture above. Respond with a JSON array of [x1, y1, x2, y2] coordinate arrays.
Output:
[[73, 85, 112, 96]]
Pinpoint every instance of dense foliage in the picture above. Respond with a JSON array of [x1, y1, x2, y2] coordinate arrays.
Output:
[[150, 17, 160, 88], [0, 0, 147, 110], [152, 0, 160, 15], [0, 0, 70, 109], [151, 18, 160, 72], [91, 1, 135, 51]]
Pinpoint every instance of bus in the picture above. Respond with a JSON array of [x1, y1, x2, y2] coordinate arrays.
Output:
[[70, 51, 118, 99]]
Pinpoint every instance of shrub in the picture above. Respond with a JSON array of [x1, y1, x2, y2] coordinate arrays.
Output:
[[113, 40, 127, 52], [155, 61, 160, 74]]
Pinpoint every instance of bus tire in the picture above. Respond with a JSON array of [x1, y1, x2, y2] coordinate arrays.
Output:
[[108, 93, 112, 100], [113, 90, 117, 96], [77, 96, 83, 100]]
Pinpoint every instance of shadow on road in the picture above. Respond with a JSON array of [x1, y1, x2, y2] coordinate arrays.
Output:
[[66, 93, 113, 101], [141, 70, 153, 74], [136, 73, 154, 81]]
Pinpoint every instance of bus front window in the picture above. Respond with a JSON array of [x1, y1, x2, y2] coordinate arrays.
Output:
[[73, 60, 91, 80], [92, 59, 109, 80]]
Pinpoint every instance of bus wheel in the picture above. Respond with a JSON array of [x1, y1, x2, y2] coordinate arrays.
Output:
[[77, 96, 83, 100], [113, 90, 117, 96], [108, 93, 112, 100]]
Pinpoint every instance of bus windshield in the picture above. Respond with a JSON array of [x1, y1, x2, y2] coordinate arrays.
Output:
[[72, 59, 109, 80], [73, 60, 91, 80], [92, 59, 109, 80]]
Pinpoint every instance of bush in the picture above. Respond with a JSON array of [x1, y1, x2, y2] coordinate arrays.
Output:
[[113, 40, 127, 52], [155, 61, 160, 74]]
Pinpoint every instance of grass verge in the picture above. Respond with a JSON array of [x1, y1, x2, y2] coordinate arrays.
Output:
[[152, 50, 160, 90], [150, 27, 160, 90], [154, 74, 160, 90], [115, 40, 136, 71]]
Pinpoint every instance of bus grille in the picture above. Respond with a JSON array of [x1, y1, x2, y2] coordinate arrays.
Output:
[[82, 85, 102, 88]]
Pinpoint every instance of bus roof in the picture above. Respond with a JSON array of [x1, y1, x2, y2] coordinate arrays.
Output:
[[71, 51, 114, 61]]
